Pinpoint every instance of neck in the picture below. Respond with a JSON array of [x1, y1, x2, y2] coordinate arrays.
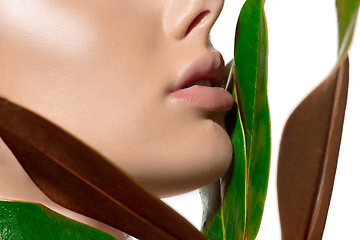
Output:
[[0, 138, 129, 240]]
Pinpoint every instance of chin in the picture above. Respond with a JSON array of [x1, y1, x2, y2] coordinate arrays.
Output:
[[136, 118, 234, 199]]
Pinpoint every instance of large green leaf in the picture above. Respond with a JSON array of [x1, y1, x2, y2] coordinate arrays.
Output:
[[0, 98, 208, 240], [0, 200, 115, 240], [277, 1, 359, 239], [202, 0, 270, 239], [233, 0, 270, 239]]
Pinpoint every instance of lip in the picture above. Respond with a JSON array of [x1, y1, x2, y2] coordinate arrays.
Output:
[[169, 52, 234, 111]]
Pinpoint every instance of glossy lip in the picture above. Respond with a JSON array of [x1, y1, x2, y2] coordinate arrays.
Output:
[[169, 52, 234, 111]]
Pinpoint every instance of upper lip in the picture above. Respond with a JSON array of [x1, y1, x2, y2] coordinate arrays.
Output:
[[169, 51, 226, 93]]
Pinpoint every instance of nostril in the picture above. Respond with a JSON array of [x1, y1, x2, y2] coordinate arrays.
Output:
[[184, 10, 210, 37]]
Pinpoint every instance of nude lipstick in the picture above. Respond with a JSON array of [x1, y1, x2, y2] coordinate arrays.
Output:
[[169, 52, 234, 111]]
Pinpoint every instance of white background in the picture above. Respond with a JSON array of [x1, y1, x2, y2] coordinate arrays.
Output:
[[163, 0, 360, 239]]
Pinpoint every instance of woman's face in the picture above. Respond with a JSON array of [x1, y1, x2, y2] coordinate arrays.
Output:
[[0, 0, 233, 197]]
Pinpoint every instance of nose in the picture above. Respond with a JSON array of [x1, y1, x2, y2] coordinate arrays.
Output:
[[163, 0, 224, 41]]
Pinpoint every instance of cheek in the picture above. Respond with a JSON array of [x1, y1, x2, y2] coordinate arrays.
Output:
[[0, 1, 96, 66]]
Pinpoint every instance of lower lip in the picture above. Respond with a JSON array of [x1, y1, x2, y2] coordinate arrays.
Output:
[[169, 85, 234, 111]]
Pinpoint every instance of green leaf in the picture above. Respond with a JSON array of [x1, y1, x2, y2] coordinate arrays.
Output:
[[277, 1, 359, 239], [234, 0, 270, 239], [202, 0, 270, 239], [337, 0, 360, 62], [0, 200, 115, 239], [0, 98, 208, 240]]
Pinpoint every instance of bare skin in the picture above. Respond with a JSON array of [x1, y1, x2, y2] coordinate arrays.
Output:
[[0, 0, 233, 238]]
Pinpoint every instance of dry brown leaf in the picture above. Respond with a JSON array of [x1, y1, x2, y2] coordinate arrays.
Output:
[[277, 56, 349, 240]]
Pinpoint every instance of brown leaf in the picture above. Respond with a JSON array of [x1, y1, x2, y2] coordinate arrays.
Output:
[[0, 98, 207, 240], [277, 56, 349, 240]]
